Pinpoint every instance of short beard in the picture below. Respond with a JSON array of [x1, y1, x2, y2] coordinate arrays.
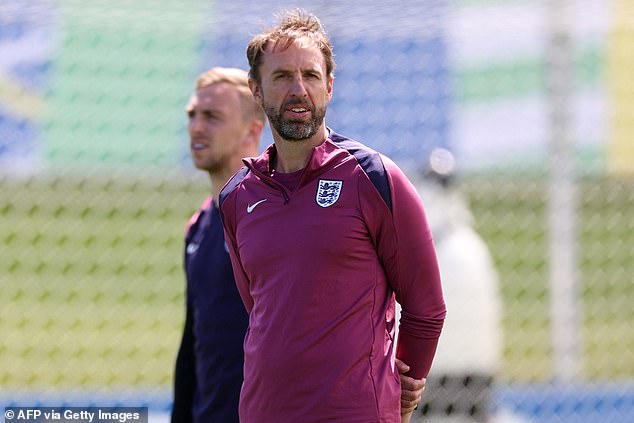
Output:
[[264, 103, 326, 141]]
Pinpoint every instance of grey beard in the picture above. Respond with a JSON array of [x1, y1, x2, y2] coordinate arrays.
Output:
[[265, 106, 326, 141]]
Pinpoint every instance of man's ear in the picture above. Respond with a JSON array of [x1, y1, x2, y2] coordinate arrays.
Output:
[[244, 118, 264, 153], [327, 74, 334, 100], [248, 79, 262, 104]]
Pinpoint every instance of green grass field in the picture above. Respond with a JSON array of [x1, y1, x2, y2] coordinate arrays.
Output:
[[1, 173, 632, 391], [1, 174, 208, 389], [465, 176, 634, 381]]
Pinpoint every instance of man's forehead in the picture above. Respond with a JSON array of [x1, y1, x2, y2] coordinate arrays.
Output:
[[263, 39, 325, 69]]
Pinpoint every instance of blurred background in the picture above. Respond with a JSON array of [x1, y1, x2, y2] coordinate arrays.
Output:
[[1, 0, 632, 422]]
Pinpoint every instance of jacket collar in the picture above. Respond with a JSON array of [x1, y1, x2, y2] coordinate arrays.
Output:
[[242, 128, 351, 188]]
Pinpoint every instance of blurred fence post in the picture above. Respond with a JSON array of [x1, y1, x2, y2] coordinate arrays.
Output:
[[546, 0, 581, 381]]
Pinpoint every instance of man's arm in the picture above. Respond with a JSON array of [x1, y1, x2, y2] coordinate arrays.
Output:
[[171, 300, 195, 423], [388, 157, 445, 378], [363, 155, 446, 378]]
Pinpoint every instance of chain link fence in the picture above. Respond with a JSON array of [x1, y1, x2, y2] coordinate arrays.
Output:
[[1, 0, 633, 422]]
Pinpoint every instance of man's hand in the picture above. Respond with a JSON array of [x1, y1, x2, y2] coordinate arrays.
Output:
[[396, 358, 426, 423]]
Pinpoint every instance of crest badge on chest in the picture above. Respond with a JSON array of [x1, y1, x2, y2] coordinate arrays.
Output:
[[316, 179, 343, 208]]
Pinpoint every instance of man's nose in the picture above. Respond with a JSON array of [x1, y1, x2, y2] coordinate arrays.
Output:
[[289, 75, 308, 97], [189, 115, 204, 133]]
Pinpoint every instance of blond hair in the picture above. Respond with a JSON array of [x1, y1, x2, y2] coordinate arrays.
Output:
[[196, 67, 265, 123], [246, 9, 335, 83]]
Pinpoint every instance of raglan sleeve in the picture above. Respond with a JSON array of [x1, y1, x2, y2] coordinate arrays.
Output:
[[368, 156, 446, 379], [219, 185, 254, 313]]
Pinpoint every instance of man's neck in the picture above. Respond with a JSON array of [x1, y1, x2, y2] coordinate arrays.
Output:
[[273, 126, 328, 173], [209, 166, 238, 204]]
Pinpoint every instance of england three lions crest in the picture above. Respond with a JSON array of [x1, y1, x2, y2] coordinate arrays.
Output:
[[316, 179, 343, 208]]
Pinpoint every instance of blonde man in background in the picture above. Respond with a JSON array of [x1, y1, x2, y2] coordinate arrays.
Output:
[[171, 67, 265, 423]]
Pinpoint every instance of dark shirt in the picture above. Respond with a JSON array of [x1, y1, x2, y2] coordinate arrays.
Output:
[[172, 198, 248, 423]]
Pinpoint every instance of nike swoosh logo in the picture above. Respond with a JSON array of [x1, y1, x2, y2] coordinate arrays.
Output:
[[247, 199, 267, 213]]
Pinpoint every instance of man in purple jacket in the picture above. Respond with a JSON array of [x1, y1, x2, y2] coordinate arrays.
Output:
[[220, 9, 446, 423], [171, 67, 265, 423]]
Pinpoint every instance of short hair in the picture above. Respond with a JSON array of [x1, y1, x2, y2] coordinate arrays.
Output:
[[195, 67, 265, 123], [246, 9, 335, 83]]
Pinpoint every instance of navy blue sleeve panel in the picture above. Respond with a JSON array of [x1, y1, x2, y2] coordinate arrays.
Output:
[[218, 166, 251, 218], [171, 301, 195, 423], [329, 131, 393, 213]]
